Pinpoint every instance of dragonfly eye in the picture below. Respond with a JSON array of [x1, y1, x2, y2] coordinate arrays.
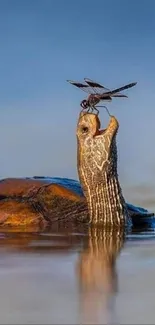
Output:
[[81, 100, 88, 109]]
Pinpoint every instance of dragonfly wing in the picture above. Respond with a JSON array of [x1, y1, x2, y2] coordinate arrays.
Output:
[[112, 94, 128, 98], [84, 78, 110, 94], [67, 80, 94, 94], [105, 82, 137, 95]]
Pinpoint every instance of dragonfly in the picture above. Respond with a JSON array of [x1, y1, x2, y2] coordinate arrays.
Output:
[[67, 78, 137, 115]]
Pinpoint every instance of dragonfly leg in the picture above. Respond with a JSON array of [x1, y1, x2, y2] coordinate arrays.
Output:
[[81, 107, 91, 115], [96, 105, 111, 116], [92, 106, 99, 115], [87, 107, 91, 113]]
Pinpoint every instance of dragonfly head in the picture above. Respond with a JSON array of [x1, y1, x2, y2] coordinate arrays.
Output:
[[80, 100, 89, 110]]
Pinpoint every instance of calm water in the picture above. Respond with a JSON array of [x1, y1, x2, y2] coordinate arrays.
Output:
[[0, 224, 154, 324]]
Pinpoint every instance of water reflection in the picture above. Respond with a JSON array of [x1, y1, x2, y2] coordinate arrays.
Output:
[[0, 224, 126, 324], [77, 227, 125, 324], [0, 223, 89, 253]]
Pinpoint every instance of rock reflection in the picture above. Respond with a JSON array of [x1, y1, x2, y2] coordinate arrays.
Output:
[[77, 227, 125, 324]]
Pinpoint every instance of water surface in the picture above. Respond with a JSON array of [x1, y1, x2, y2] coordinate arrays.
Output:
[[0, 225, 154, 324]]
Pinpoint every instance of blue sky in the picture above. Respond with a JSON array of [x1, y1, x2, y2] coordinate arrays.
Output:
[[0, 0, 155, 206]]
